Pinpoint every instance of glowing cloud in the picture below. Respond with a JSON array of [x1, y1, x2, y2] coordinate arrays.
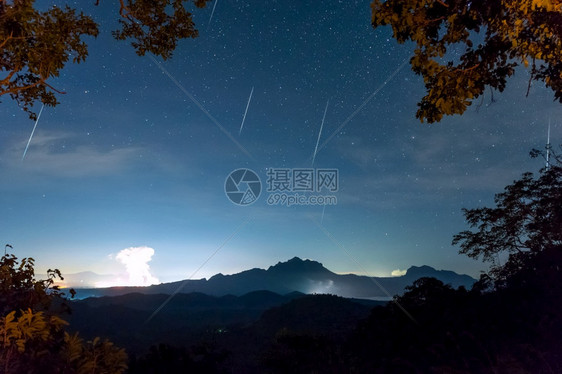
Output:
[[391, 269, 407, 277], [116, 246, 160, 286]]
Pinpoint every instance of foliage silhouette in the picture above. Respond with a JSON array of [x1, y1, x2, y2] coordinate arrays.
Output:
[[0, 0, 210, 119], [259, 156, 562, 372], [371, 0, 562, 122], [453, 163, 562, 288], [0, 253, 73, 316], [0, 249, 127, 374], [343, 156, 562, 372]]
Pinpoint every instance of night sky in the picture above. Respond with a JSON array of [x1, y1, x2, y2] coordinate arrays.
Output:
[[2, 0, 561, 286]]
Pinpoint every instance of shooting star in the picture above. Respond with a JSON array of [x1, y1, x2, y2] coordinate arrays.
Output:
[[311, 58, 409, 161], [239, 86, 254, 135], [22, 104, 44, 161], [208, 0, 218, 27], [148, 54, 255, 161], [311, 99, 329, 167]]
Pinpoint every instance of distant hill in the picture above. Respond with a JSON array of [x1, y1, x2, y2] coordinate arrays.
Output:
[[66, 290, 348, 353], [252, 293, 376, 337], [66, 291, 383, 360], [72, 257, 476, 299]]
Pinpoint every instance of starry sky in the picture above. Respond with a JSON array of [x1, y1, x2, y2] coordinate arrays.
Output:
[[1, 0, 561, 286]]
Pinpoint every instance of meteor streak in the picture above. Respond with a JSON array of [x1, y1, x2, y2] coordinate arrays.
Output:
[[314, 58, 408, 158], [311, 100, 329, 167], [239, 86, 254, 135], [22, 104, 44, 161], [148, 54, 254, 161], [208, 0, 218, 27]]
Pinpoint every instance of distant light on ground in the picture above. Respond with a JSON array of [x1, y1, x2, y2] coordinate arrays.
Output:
[[391, 269, 407, 276]]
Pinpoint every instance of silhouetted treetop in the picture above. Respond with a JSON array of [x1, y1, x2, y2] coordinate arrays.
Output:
[[0, 253, 72, 316], [108, 0, 211, 59], [453, 163, 562, 286], [0, 1, 98, 119], [1, 0, 211, 119], [371, 0, 562, 122], [0, 249, 127, 373]]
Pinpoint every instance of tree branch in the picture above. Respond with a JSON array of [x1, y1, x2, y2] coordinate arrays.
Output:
[[118, 0, 134, 20], [94, 0, 134, 20], [454, 62, 481, 72], [43, 80, 66, 95], [526, 58, 536, 97], [0, 80, 43, 97], [0, 69, 18, 87], [0, 33, 13, 50], [425, 16, 447, 24], [0, 73, 65, 97]]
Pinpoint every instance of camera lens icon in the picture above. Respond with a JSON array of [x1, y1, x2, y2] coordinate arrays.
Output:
[[225, 168, 261, 206]]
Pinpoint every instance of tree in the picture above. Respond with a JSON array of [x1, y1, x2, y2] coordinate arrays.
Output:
[[1, 0, 211, 120], [452, 159, 562, 287], [344, 151, 562, 373], [111, 0, 211, 59], [0, 253, 73, 317], [0, 1, 98, 120], [371, 0, 562, 123], [0, 249, 127, 373]]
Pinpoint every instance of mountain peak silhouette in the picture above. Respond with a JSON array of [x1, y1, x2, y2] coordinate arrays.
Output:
[[404, 265, 475, 288], [405, 265, 436, 276], [268, 257, 331, 274], [73, 258, 476, 299]]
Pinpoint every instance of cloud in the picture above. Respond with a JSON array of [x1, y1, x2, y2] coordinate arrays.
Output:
[[115, 246, 160, 286], [391, 269, 407, 277], [1, 131, 142, 178]]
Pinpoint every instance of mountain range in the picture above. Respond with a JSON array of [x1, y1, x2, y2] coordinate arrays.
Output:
[[63, 259, 477, 371], [72, 257, 476, 299]]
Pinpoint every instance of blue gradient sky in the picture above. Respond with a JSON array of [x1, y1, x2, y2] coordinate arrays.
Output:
[[1, 0, 561, 285]]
